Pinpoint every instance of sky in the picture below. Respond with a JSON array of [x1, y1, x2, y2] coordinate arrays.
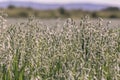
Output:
[[0, 0, 120, 6]]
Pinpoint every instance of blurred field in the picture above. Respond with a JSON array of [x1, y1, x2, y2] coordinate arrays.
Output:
[[1, 6, 120, 18], [7, 18, 120, 28]]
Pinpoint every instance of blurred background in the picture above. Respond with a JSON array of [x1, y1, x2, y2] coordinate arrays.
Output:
[[0, 0, 120, 19]]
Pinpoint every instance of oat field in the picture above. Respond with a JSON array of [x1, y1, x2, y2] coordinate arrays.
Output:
[[0, 15, 120, 80]]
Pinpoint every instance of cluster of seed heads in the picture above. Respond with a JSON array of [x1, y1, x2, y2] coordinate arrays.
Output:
[[0, 15, 120, 80]]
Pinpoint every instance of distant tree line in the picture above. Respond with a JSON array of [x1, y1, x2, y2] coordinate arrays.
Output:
[[6, 5, 120, 18], [8, 5, 15, 9], [103, 7, 119, 11]]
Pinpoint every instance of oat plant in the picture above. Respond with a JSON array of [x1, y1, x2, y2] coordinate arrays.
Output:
[[0, 15, 120, 80]]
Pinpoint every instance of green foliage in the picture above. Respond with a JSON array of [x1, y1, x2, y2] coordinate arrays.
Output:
[[59, 7, 66, 15], [103, 7, 119, 11], [91, 12, 98, 18], [109, 14, 118, 18], [18, 11, 29, 17], [8, 5, 16, 9]]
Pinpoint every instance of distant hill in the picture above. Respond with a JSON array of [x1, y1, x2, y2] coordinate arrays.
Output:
[[0, 1, 115, 11]]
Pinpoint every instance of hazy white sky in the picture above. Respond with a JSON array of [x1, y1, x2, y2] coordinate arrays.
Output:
[[0, 0, 120, 6]]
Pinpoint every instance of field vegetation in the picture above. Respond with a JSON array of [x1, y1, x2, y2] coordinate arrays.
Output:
[[1, 5, 120, 18], [0, 13, 120, 80]]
